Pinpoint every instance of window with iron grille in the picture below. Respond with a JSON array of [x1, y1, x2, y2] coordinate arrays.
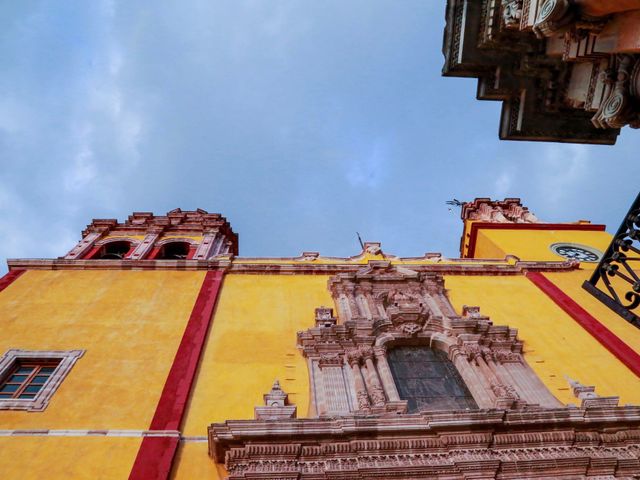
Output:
[[0, 350, 84, 411]]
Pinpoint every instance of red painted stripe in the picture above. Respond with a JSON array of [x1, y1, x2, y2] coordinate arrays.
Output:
[[129, 269, 225, 479], [0, 269, 26, 294], [464, 222, 606, 258], [83, 246, 101, 259], [147, 246, 161, 260], [527, 271, 640, 378]]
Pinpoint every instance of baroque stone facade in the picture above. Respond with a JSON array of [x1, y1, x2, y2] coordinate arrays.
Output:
[[207, 261, 640, 478], [442, 0, 640, 144]]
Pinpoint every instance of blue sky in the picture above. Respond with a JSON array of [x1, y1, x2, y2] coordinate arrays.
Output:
[[1, 1, 638, 272]]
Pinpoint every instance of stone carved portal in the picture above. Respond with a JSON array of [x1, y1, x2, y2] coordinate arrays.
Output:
[[297, 261, 560, 416]]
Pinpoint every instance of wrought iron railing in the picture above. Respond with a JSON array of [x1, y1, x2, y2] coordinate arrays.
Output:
[[583, 192, 640, 327]]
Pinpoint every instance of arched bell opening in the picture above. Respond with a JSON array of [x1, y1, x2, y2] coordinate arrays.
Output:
[[95, 241, 133, 260], [155, 241, 192, 260]]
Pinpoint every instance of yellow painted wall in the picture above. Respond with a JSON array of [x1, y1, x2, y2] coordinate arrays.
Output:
[[472, 228, 611, 262], [473, 230, 508, 259], [0, 270, 204, 430], [171, 442, 226, 479], [0, 437, 141, 479], [181, 274, 333, 436], [445, 274, 640, 405]]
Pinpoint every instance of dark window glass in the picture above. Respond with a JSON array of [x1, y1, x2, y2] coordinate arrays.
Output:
[[24, 385, 42, 393], [387, 346, 478, 413], [0, 384, 19, 393]]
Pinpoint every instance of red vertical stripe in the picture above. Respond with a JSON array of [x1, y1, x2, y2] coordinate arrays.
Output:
[[129, 269, 225, 479], [527, 271, 640, 377], [0, 269, 26, 294]]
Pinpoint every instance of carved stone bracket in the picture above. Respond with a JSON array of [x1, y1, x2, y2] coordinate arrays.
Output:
[[533, 0, 576, 38], [593, 55, 640, 129]]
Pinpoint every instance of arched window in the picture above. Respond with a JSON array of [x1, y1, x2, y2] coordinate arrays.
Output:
[[96, 241, 132, 260], [156, 241, 191, 260], [387, 346, 478, 413]]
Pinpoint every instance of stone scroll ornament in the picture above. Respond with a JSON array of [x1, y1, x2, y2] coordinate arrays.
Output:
[[297, 261, 561, 417], [593, 55, 640, 130]]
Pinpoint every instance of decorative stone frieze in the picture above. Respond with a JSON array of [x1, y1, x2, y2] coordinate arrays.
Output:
[[297, 261, 560, 417], [208, 405, 640, 479]]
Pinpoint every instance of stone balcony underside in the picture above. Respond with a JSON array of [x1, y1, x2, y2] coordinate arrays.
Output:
[[442, 0, 640, 144]]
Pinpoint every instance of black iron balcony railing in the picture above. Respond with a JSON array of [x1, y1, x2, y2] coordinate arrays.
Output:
[[583, 192, 640, 328]]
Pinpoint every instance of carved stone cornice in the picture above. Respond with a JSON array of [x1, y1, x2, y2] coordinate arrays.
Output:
[[208, 405, 640, 479], [6, 258, 581, 275]]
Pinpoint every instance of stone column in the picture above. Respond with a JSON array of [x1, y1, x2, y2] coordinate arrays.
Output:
[[360, 347, 385, 407], [346, 349, 370, 411], [374, 346, 400, 402]]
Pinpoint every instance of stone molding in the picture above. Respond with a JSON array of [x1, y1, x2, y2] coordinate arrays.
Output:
[[6, 258, 581, 275], [0, 349, 84, 412], [208, 405, 640, 479], [297, 262, 560, 417]]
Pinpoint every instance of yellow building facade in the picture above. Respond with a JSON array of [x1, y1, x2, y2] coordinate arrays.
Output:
[[0, 201, 639, 479]]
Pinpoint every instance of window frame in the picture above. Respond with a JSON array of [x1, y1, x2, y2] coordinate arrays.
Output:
[[0, 350, 84, 411]]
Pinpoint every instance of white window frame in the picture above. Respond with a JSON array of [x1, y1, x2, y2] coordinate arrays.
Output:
[[0, 349, 84, 411]]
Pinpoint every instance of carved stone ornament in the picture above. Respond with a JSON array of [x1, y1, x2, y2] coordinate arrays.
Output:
[[593, 55, 640, 129], [533, 0, 575, 38], [296, 261, 560, 418], [502, 0, 523, 29], [253, 380, 297, 420]]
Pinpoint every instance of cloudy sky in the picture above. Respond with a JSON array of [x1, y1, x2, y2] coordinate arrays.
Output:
[[1, 1, 638, 272]]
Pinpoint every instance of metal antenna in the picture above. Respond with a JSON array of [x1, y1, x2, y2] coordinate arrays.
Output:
[[356, 232, 365, 250], [446, 198, 464, 213]]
